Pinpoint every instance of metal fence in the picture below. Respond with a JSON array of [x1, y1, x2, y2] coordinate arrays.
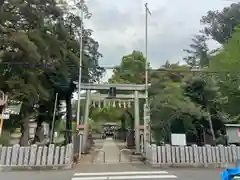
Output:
[[0, 143, 73, 168], [145, 143, 240, 167]]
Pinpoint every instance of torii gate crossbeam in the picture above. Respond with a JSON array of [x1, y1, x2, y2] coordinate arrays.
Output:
[[79, 83, 146, 153]]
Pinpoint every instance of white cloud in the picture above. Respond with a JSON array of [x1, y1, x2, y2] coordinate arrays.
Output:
[[83, 0, 232, 80]]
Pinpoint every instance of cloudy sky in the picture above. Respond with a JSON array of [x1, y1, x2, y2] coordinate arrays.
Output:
[[83, 0, 233, 81]]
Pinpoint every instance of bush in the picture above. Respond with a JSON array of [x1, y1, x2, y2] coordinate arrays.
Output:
[[0, 131, 10, 146]]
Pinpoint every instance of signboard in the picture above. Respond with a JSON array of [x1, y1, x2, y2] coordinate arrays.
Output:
[[225, 124, 240, 144], [0, 113, 9, 119], [171, 133, 186, 146], [4, 103, 22, 115]]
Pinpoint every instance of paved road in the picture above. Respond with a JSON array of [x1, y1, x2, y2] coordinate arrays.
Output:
[[0, 170, 74, 180], [72, 138, 221, 180], [72, 170, 176, 180], [172, 168, 222, 180], [73, 163, 177, 179], [0, 166, 222, 180], [72, 163, 221, 180], [0, 138, 222, 180]]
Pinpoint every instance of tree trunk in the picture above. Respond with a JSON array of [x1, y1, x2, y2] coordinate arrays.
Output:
[[121, 118, 125, 129], [32, 117, 44, 144], [65, 94, 72, 144], [207, 106, 216, 145], [0, 0, 7, 7], [19, 116, 30, 146]]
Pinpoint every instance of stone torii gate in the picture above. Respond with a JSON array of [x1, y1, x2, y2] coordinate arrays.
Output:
[[80, 83, 146, 153]]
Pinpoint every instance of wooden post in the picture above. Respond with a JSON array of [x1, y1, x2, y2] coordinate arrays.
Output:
[[0, 118, 3, 136], [0, 91, 7, 136]]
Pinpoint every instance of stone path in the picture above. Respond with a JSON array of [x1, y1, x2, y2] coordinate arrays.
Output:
[[95, 137, 128, 164]]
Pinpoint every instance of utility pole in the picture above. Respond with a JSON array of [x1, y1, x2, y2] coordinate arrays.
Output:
[[76, 0, 84, 127], [145, 3, 151, 105], [144, 2, 151, 153]]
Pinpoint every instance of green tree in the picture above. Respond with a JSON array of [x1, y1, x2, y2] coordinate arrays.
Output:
[[210, 25, 240, 120], [109, 50, 147, 84], [149, 62, 203, 143], [183, 34, 210, 68], [151, 83, 203, 143], [183, 76, 227, 143], [201, 2, 240, 44], [0, 0, 103, 145], [103, 51, 148, 130]]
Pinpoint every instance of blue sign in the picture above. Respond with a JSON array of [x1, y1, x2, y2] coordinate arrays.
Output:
[[221, 159, 240, 180]]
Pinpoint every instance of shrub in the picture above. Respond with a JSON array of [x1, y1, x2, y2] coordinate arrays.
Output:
[[0, 131, 10, 146]]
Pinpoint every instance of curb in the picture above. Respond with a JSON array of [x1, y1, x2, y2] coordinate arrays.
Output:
[[147, 162, 235, 169], [0, 163, 73, 172]]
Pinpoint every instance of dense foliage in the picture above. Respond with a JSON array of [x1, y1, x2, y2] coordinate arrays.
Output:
[[0, 0, 103, 145]]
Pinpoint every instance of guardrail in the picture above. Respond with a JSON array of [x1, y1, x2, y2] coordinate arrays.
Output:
[[91, 149, 105, 163], [119, 149, 132, 162]]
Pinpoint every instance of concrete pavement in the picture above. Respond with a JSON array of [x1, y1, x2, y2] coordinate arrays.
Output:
[[95, 137, 127, 163]]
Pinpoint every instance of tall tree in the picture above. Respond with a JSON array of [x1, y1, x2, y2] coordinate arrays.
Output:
[[210, 25, 240, 119], [183, 34, 210, 68], [109, 50, 147, 84], [104, 51, 148, 137], [183, 76, 227, 143], [201, 2, 240, 44], [149, 62, 203, 143], [0, 0, 103, 145]]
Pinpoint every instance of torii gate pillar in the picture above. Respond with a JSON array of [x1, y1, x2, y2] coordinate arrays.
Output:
[[79, 83, 146, 153], [134, 90, 140, 153]]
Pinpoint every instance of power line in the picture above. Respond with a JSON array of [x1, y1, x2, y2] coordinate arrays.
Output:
[[0, 62, 78, 69], [0, 62, 55, 69], [101, 66, 240, 74], [2, 63, 239, 74], [149, 68, 237, 74]]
